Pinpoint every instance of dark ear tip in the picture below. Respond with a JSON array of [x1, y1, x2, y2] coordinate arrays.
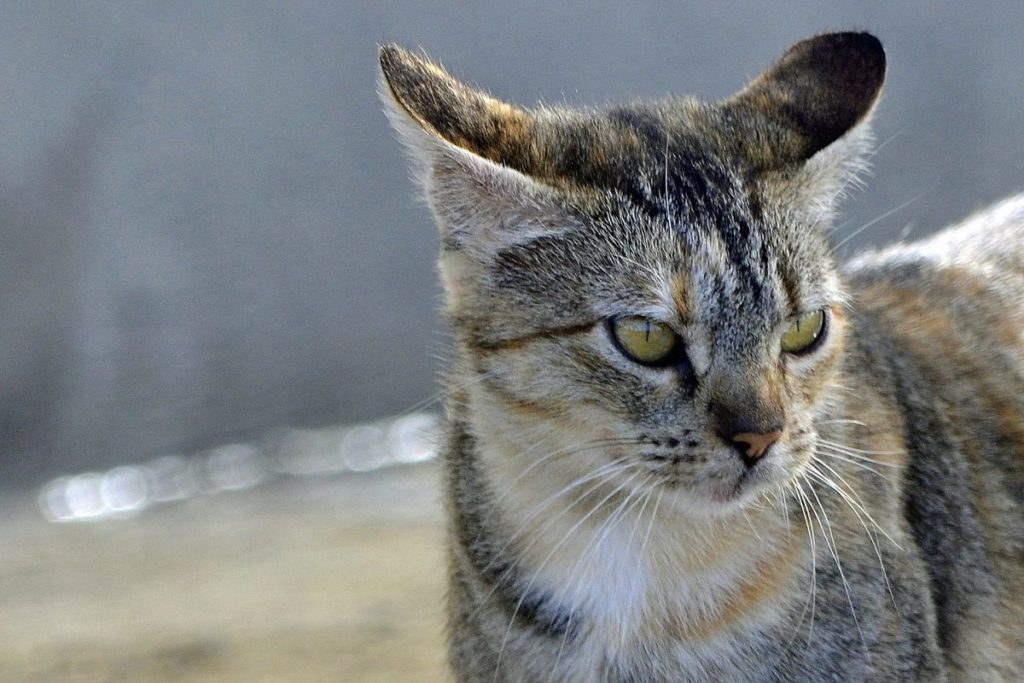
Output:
[[726, 31, 887, 167], [378, 43, 411, 80], [830, 31, 886, 75], [829, 31, 884, 56], [799, 31, 887, 86], [378, 43, 440, 90], [801, 31, 883, 53]]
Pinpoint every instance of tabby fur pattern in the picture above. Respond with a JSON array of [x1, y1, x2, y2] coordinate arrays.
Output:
[[379, 32, 1024, 682]]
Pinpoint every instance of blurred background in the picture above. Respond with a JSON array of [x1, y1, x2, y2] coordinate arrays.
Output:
[[1, 1, 1022, 681]]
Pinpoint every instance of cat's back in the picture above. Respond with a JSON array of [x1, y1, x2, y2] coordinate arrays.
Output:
[[842, 194, 1024, 679], [844, 193, 1024, 362], [842, 193, 1024, 492]]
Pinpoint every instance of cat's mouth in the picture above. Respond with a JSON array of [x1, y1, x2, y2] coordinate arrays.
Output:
[[641, 441, 798, 514], [708, 467, 771, 505]]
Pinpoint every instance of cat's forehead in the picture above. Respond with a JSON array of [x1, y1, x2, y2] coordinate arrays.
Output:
[[530, 103, 740, 205], [506, 105, 835, 319], [540, 108, 790, 284], [573, 170, 832, 333], [605, 217, 773, 321]]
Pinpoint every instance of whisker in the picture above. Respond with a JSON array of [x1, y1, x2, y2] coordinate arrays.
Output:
[[780, 487, 791, 528], [799, 472, 868, 651], [815, 418, 868, 427], [865, 125, 908, 159], [807, 460, 902, 550], [481, 458, 639, 578], [834, 195, 921, 251], [788, 480, 818, 648], [393, 368, 502, 418], [473, 436, 644, 547], [817, 438, 903, 458], [814, 449, 902, 470], [815, 449, 897, 482], [742, 508, 765, 544], [804, 464, 901, 614]]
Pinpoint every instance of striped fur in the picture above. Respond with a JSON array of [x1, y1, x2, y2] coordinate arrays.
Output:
[[380, 33, 1023, 681]]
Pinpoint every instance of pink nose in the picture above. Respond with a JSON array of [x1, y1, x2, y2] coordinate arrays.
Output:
[[731, 430, 783, 460]]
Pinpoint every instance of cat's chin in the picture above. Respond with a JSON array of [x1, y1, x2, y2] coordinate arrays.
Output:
[[662, 467, 783, 518]]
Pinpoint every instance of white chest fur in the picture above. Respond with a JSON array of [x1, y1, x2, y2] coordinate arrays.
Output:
[[478, 427, 804, 678]]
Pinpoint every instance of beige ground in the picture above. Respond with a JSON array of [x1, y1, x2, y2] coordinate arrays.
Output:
[[0, 463, 449, 682]]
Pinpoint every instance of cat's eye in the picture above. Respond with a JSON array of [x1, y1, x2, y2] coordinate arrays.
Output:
[[780, 309, 827, 354], [610, 317, 679, 366]]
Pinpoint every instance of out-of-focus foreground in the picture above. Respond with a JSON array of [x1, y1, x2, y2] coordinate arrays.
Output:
[[0, 462, 447, 683]]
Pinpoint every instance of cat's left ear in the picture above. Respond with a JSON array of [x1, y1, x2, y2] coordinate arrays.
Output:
[[378, 44, 567, 254], [719, 32, 886, 213]]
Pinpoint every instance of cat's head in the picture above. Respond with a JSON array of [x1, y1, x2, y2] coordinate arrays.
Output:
[[380, 33, 885, 514]]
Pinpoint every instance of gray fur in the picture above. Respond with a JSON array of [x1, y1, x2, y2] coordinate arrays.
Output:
[[380, 33, 1024, 682]]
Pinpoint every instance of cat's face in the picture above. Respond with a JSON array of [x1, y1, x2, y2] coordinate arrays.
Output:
[[381, 34, 883, 514], [444, 152, 848, 513]]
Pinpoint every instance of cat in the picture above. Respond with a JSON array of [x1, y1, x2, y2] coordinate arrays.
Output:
[[379, 32, 1024, 682]]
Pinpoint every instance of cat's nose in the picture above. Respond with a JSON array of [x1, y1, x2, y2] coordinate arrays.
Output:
[[731, 430, 782, 464], [712, 400, 784, 467]]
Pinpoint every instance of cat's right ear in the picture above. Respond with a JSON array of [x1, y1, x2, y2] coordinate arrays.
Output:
[[378, 45, 566, 254]]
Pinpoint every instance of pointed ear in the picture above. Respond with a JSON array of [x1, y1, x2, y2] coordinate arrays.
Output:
[[718, 32, 886, 220], [378, 44, 565, 253], [721, 32, 886, 170]]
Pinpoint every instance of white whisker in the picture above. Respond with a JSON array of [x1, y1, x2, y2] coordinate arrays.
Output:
[[788, 481, 818, 648], [815, 448, 897, 482], [474, 436, 644, 547], [808, 459, 902, 550], [817, 438, 903, 458], [799, 472, 868, 651], [834, 195, 922, 251], [805, 463, 901, 614]]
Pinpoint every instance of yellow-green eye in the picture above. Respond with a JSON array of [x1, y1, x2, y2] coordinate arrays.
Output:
[[610, 317, 679, 365], [781, 309, 827, 354]]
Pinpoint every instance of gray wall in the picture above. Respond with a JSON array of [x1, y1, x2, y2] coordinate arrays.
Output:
[[3, 1, 1023, 486]]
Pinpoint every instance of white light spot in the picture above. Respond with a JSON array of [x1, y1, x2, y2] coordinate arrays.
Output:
[[100, 467, 149, 514], [39, 477, 74, 522], [145, 456, 197, 502], [341, 426, 387, 472], [206, 445, 266, 491], [64, 473, 108, 520], [37, 411, 441, 523], [389, 413, 439, 464]]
